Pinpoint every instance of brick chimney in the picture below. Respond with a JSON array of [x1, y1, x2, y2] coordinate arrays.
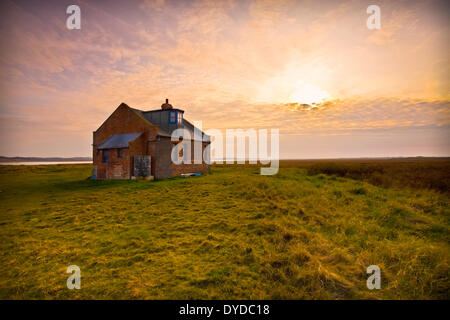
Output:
[[161, 98, 173, 110]]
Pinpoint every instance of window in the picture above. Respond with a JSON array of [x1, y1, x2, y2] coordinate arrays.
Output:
[[169, 110, 177, 124], [102, 150, 109, 163], [178, 112, 183, 124], [117, 149, 122, 159]]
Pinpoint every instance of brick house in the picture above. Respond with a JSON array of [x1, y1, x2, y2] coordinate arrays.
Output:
[[92, 99, 210, 179]]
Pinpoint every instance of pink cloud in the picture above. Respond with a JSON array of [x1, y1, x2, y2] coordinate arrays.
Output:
[[0, 0, 448, 157]]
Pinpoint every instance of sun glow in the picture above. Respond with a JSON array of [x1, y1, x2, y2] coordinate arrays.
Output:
[[289, 81, 331, 105]]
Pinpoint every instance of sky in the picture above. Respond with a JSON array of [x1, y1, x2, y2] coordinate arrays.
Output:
[[0, 0, 449, 158]]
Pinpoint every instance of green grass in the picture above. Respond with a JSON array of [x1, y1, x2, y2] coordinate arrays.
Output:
[[0, 163, 449, 299]]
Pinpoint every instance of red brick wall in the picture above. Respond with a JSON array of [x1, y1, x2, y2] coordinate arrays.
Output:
[[96, 148, 130, 179], [169, 140, 211, 178], [154, 137, 174, 179]]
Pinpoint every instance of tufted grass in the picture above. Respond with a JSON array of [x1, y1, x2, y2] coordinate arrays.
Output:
[[0, 161, 448, 299]]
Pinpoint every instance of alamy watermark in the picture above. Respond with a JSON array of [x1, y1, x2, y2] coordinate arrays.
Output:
[[66, 5, 81, 30], [170, 121, 279, 175], [66, 265, 81, 289], [367, 5, 381, 30], [366, 265, 381, 290]]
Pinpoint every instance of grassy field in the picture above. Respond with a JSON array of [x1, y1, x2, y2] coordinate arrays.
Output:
[[0, 160, 449, 299]]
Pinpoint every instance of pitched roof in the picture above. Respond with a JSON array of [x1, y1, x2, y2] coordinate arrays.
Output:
[[97, 133, 142, 149], [130, 107, 210, 142]]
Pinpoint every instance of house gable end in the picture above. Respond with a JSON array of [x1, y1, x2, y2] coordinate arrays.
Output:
[[94, 103, 158, 146]]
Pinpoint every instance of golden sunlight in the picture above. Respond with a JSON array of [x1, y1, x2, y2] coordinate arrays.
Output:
[[289, 81, 331, 105]]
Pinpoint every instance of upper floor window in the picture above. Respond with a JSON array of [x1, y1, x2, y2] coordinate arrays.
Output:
[[178, 112, 183, 124], [169, 110, 177, 124]]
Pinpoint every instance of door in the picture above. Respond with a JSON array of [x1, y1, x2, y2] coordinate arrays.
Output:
[[134, 155, 151, 177]]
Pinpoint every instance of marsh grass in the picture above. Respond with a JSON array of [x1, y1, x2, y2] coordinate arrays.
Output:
[[0, 161, 448, 299], [291, 158, 450, 193]]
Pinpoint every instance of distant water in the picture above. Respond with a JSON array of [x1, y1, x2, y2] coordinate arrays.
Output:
[[0, 161, 92, 165]]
